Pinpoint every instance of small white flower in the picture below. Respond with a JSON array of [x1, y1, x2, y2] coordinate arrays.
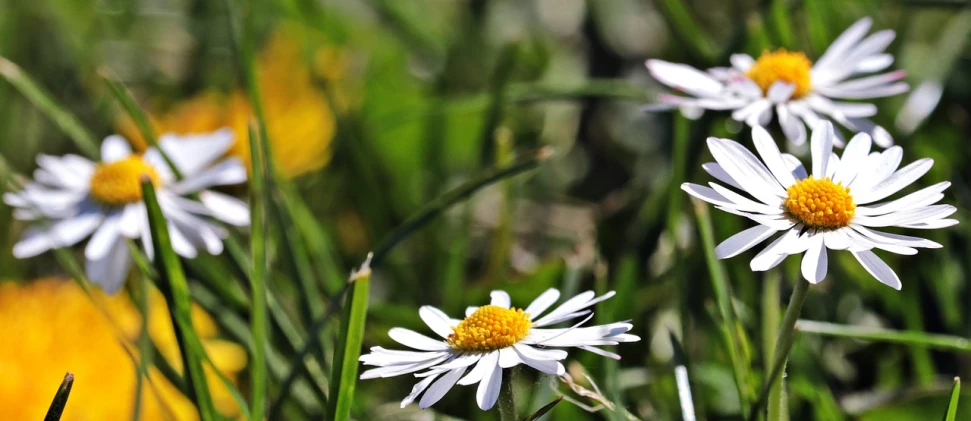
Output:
[[645, 17, 907, 149], [359, 289, 640, 410], [4, 129, 250, 293], [682, 121, 957, 289]]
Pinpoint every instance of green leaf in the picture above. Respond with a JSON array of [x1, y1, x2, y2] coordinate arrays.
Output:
[[327, 256, 373, 420], [141, 180, 218, 421], [43, 373, 75, 421], [797, 320, 971, 353], [945, 377, 961, 421], [0, 57, 99, 158]]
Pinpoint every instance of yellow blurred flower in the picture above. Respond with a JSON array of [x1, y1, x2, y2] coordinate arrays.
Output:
[[120, 26, 347, 179], [0, 278, 246, 420]]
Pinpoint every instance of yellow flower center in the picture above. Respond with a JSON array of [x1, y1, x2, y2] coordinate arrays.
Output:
[[746, 49, 813, 99], [89, 157, 162, 206], [446, 305, 532, 352], [784, 177, 856, 229]]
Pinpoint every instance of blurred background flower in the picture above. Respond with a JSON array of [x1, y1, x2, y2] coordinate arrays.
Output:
[[0, 278, 246, 420], [117, 25, 343, 179]]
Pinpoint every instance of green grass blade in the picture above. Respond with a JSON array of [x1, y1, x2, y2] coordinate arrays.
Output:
[[523, 396, 563, 421], [141, 180, 217, 421], [655, 0, 719, 63], [692, 199, 752, 414], [43, 373, 75, 421], [768, 0, 795, 48], [372, 147, 552, 263], [945, 377, 961, 421], [797, 320, 971, 352], [327, 255, 373, 420], [246, 121, 270, 418], [131, 274, 153, 421], [0, 57, 99, 158], [100, 69, 183, 177]]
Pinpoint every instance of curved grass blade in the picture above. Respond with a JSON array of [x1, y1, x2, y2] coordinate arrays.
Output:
[[523, 396, 564, 421], [141, 180, 217, 421], [327, 255, 373, 421], [100, 69, 182, 177], [797, 320, 971, 352], [43, 373, 75, 421], [944, 377, 961, 421], [0, 57, 100, 158]]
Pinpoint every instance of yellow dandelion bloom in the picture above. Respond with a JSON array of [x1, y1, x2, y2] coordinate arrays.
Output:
[[0, 279, 246, 420], [119, 26, 346, 179]]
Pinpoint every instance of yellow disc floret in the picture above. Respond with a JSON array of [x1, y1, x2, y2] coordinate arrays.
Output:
[[89, 157, 162, 206], [447, 305, 531, 352], [746, 49, 813, 99], [784, 176, 856, 229]]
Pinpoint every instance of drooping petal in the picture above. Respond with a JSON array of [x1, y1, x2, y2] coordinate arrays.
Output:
[[852, 250, 902, 290]]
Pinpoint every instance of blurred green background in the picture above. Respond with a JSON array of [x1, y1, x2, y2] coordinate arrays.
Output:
[[2, 0, 971, 420]]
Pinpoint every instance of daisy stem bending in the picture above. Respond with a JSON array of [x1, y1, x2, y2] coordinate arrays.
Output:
[[752, 279, 810, 421], [498, 372, 517, 421]]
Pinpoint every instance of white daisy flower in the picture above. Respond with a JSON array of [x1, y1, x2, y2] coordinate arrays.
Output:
[[646, 17, 907, 149], [4, 129, 250, 293], [359, 289, 640, 410], [682, 121, 957, 289]]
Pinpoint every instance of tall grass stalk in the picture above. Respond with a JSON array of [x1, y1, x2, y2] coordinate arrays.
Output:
[[141, 180, 217, 421], [327, 255, 373, 420]]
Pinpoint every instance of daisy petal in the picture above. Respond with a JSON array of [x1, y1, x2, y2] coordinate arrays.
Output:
[[852, 250, 901, 290], [645, 59, 724, 97], [854, 158, 933, 204], [155, 129, 235, 175], [476, 355, 502, 410], [459, 351, 499, 386], [513, 345, 565, 375], [401, 374, 439, 408], [832, 133, 872, 185], [199, 191, 251, 226], [85, 235, 132, 294], [101, 135, 133, 162], [418, 367, 466, 409], [388, 328, 449, 351], [811, 121, 834, 177], [702, 163, 743, 190], [715, 225, 780, 259], [85, 212, 122, 260], [13, 212, 103, 258], [524, 289, 561, 320], [419, 306, 456, 339], [752, 126, 797, 187], [800, 235, 828, 284], [490, 291, 511, 308]]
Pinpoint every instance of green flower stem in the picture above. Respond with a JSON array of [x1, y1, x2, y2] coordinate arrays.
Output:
[[751, 279, 810, 421], [498, 371, 517, 421]]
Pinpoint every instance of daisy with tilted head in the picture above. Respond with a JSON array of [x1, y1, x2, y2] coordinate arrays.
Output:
[[4, 130, 250, 293], [359, 289, 640, 410], [646, 17, 907, 149], [682, 121, 956, 289]]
